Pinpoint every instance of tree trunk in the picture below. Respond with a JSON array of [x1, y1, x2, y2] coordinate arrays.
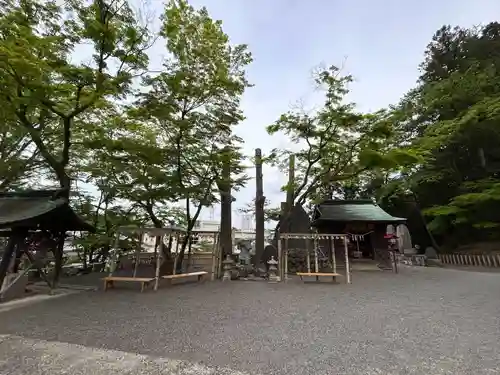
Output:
[[175, 234, 190, 273], [219, 157, 232, 258], [254, 148, 265, 267], [186, 235, 193, 272], [406, 194, 440, 252], [0, 234, 20, 291], [52, 232, 65, 289]]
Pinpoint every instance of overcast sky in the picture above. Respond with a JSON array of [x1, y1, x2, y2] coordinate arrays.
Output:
[[138, 0, 500, 227]]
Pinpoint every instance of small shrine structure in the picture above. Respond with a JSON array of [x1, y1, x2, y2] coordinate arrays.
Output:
[[311, 200, 406, 268], [0, 189, 94, 300]]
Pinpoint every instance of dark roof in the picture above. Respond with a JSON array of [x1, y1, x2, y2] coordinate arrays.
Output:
[[312, 200, 406, 224], [0, 189, 95, 232]]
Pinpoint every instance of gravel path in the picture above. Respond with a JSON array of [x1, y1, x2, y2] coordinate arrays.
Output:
[[0, 267, 499, 374]]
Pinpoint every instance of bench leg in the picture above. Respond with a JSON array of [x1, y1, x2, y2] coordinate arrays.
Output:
[[332, 276, 336, 283], [198, 275, 203, 282], [104, 280, 114, 291], [316, 275, 319, 282], [142, 282, 152, 292]]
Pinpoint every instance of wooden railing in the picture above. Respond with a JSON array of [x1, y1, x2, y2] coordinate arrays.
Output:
[[439, 253, 500, 267]]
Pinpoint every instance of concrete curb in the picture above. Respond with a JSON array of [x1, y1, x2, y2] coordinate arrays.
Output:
[[0, 290, 80, 313]]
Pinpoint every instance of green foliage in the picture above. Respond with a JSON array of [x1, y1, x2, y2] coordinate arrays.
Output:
[[238, 198, 281, 223], [0, 0, 250, 269], [267, 66, 417, 206], [128, 0, 251, 238], [0, 0, 152, 188], [4, 0, 499, 263], [376, 22, 500, 247]]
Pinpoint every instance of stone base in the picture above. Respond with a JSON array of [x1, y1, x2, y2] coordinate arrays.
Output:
[[400, 254, 428, 267], [427, 258, 444, 267], [403, 248, 418, 256], [230, 269, 240, 280]]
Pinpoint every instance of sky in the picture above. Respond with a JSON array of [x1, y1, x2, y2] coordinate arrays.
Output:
[[141, 0, 500, 227]]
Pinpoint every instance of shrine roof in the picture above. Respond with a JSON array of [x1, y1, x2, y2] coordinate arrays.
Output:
[[311, 200, 406, 225], [0, 189, 95, 232]]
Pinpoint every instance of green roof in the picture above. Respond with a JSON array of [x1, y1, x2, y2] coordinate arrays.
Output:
[[312, 200, 405, 223], [0, 190, 94, 231]]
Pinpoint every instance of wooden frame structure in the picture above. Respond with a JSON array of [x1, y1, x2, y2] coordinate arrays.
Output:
[[105, 226, 184, 291], [104, 226, 221, 292], [0, 189, 95, 301], [187, 229, 222, 281], [278, 233, 351, 284]]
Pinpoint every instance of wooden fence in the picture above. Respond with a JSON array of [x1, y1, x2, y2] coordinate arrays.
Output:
[[439, 253, 500, 267]]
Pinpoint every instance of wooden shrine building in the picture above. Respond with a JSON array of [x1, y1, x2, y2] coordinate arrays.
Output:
[[0, 189, 95, 297], [311, 200, 405, 264]]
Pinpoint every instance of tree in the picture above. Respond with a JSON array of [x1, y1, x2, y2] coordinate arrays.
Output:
[[0, 0, 154, 286], [132, 0, 252, 268], [0, 115, 42, 189], [0, 0, 152, 191], [378, 22, 500, 249], [239, 198, 281, 223], [267, 66, 417, 209], [70, 190, 147, 268]]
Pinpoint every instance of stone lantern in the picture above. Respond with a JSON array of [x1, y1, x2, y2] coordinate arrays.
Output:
[[267, 256, 279, 283], [222, 255, 234, 281]]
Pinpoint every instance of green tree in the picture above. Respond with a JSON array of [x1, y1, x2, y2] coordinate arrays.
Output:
[[133, 0, 252, 268], [379, 22, 500, 249], [267, 66, 417, 208], [0, 0, 151, 191], [238, 198, 282, 223], [0, 115, 42, 189]]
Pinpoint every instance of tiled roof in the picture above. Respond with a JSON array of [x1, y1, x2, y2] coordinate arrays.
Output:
[[313, 200, 405, 223], [0, 190, 94, 231]]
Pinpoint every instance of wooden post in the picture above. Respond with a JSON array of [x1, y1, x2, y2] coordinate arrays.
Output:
[[277, 236, 282, 281], [331, 236, 336, 273], [344, 236, 351, 284], [154, 235, 162, 291], [306, 238, 311, 273], [284, 246, 288, 281], [172, 232, 180, 275], [254, 148, 265, 267], [284, 235, 289, 280], [133, 232, 143, 278], [492, 254, 498, 267], [314, 234, 319, 273], [211, 232, 218, 281]]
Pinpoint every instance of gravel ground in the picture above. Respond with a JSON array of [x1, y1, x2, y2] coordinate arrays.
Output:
[[1, 266, 499, 374]]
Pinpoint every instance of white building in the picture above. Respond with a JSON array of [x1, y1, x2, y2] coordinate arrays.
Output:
[[193, 220, 220, 232]]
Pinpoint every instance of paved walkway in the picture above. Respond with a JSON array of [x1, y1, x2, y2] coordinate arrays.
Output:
[[0, 334, 248, 375], [0, 267, 499, 374]]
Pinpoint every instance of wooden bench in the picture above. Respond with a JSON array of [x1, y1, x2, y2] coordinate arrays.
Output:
[[296, 272, 341, 282], [162, 271, 208, 285], [102, 276, 155, 292]]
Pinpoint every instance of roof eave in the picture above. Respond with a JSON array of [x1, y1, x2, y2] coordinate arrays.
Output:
[[311, 218, 406, 226]]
